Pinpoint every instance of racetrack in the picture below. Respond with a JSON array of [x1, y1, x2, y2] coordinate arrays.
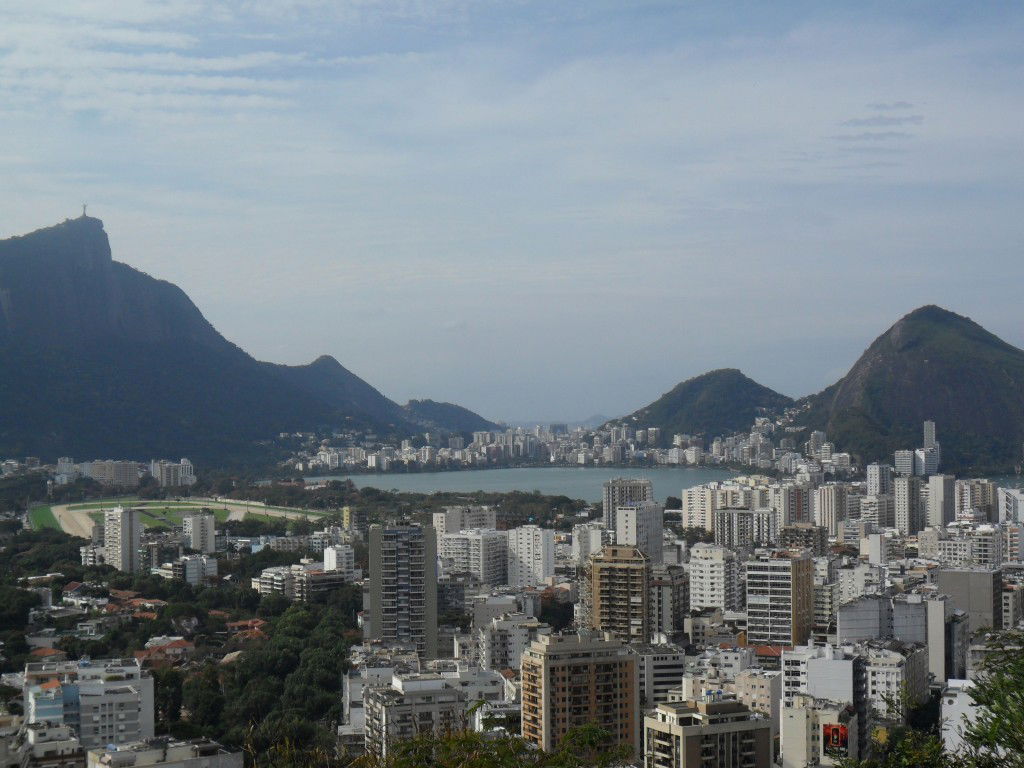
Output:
[[51, 497, 325, 538]]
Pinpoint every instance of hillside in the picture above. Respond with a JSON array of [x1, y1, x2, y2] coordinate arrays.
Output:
[[611, 368, 793, 443], [403, 399, 499, 433], [0, 216, 476, 463], [800, 305, 1024, 472]]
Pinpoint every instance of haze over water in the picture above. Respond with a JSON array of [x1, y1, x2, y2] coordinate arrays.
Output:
[[316, 466, 736, 503]]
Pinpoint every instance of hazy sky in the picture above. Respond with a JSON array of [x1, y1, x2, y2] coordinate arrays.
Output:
[[2, 2, 1023, 423]]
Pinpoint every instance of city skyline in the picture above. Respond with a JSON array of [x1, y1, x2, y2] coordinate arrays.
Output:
[[2, 3, 1023, 422]]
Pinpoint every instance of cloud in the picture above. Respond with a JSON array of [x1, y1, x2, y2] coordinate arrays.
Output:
[[867, 100, 915, 110], [829, 131, 914, 142], [1, 3, 1023, 417], [841, 115, 924, 127]]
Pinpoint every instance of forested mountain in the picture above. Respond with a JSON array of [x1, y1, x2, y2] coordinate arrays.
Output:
[[608, 368, 793, 443], [800, 305, 1024, 472]]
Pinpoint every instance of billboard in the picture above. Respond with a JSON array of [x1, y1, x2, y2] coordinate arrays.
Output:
[[822, 723, 849, 759]]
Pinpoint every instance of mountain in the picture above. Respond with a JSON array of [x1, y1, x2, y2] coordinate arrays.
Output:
[[610, 369, 793, 443], [800, 305, 1024, 472], [0, 217, 479, 463], [403, 399, 499, 433], [262, 355, 411, 430]]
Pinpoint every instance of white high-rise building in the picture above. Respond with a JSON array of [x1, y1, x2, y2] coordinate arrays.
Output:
[[914, 447, 940, 476], [182, 511, 216, 554], [23, 658, 154, 748], [476, 612, 551, 672], [103, 507, 141, 573], [682, 485, 717, 531], [431, 506, 496, 535], [688, 543, 740, 612], [894, 450, 915, 477], [572, 521, 608, 565], [813, 483, 848, 536], [506, 525, 554, 588], [440, 528, 508, 585], [954, 479, 999, 522], [603, 477, 653, 529], [866, 464, 894, 496], [860, 494, 895, 528], [998, 487, 1024, 523], [615, 501, 664, 564], [323, 544, 358, 579]]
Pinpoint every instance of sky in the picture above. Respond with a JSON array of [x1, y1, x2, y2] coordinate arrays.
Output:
[[2, 1, 1023, 423]]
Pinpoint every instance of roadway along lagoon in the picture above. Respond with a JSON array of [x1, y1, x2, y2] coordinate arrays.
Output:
[[313, 466, 737, 503]]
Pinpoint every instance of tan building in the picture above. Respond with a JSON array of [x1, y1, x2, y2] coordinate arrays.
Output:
[[643, 698, 771, 768], [521, 632, 640, 756], [590, 545, 651, 643], [745, 549, 813, 647]]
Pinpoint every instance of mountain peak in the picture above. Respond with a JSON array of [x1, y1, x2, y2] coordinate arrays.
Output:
[[610, 368, 792, 441], [309, 354, 343, 369], [805, 306, 1024, 471], [874, 304, 1009, 356], [1, 215, 111, 271]]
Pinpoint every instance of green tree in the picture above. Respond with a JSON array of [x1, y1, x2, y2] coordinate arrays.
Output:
[[182, 664, 224, 732], [350, 724, 631, 768], [961, 630, 1024, 768], [153, 667, 184, 726]]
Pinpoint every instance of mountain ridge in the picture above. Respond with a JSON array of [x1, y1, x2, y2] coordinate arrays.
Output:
[[0, 217, 494, 462], [798, 305, 1024, 471], [607, 368, 794, 443]]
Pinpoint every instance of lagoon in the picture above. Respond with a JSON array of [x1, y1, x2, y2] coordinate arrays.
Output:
[[313, 465, 737, 503]]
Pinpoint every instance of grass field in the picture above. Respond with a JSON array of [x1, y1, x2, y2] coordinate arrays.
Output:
[[87, 506, 231, 529], [29, 505, 61, 530], [67, 498, 140, 510]]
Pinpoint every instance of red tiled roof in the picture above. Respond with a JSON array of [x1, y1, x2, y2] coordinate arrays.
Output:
[[226, 618, 267, 630], [753, 645, 790, 657], [40, 679, 62, 690], [31, 648, 64, 657], [234, 628, 267, 641]]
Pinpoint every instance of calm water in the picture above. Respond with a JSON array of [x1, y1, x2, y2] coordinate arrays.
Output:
[[313, 466, 737, 503]]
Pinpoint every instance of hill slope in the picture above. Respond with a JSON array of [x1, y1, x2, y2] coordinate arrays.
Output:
[[611, 368, 793, 443], [801, 305, 1024, 471], [403, 399, 500, 433], [0, 217, 429, 462]]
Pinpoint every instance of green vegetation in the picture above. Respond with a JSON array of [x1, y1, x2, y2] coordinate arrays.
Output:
[[802, 306, 1024, 472], [609, 368, 792, 445], [174, 589, 362, 752], [403, 398, 498, 433], [66, 498, 140, 509], [225, 480, 588, 531], [839, 630, 1024, 768], [0, 585, 41, 632], [959, 629, 1024, 768], [28, 505, 60, 530], [346, 724, 631, 768]]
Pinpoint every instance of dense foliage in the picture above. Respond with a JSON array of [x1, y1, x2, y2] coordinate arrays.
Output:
[[800, 305, 1024, 472], [403, 399, 498, 433], [177, 588, 362, 752], [609, 368, 792, 446], [352, 724, 631, 768]]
